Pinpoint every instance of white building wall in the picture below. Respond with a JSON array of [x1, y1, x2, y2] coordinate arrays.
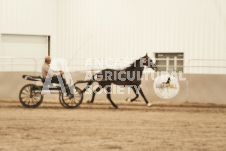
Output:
[[0, 0, 57, 56], [0, 0, 2, 57], [0, 0, 226, 73], [55, 0, 226, 73], [1, 0, 56, 35]]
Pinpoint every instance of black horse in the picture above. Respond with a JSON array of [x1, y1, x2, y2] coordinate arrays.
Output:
[[77, 53, 157, 108]]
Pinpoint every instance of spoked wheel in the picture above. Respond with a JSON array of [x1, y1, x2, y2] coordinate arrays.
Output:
[[59, 92, 68, 108], [19, 84, 43, 108], [61, 86, 83, 108]]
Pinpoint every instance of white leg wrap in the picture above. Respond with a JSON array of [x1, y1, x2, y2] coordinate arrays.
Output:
[[126, 98, 131, 102], [147, 102, 152, 107]]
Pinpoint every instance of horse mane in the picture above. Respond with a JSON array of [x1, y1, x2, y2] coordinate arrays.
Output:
[[124, 58, 141, 71]]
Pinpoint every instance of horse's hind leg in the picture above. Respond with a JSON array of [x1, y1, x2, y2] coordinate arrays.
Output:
[[105, 86, 118, 109], [88, 86, 102, 103], [126, 87, 139, 102], [139, 88, 152, 107]]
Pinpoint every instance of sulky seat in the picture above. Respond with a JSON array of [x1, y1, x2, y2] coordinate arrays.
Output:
[[22, 75, 45, 83]]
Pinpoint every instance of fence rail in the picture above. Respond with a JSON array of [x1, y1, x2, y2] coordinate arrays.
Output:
[[0, 57, 226, 74]]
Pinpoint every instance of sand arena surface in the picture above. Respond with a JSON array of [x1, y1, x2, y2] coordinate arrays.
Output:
[[1, 100, 226, 151]]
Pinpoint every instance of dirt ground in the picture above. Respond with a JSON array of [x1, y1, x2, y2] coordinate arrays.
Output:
[[0, 100, 226, 151]]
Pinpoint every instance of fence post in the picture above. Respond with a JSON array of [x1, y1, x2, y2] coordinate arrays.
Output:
[[166, 57, 169, 72], [186, 59, 191, 102], [34, 58, 37, 75], [174, 56, 177, 71]]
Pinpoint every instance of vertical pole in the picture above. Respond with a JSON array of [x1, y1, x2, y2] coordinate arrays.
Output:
[[48, 36, 51, 56], [34, 58, 37, 75], [186, 59, 190, 102], [166, 57, 169, 72], [174, 56, 177, 71]]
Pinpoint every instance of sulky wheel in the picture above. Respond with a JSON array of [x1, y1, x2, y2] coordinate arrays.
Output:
[[61, 86, 83, 108], [59, 92, 68, 108], [19, 84, 43, 108]]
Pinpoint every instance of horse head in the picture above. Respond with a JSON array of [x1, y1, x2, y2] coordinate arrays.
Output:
[[141, 53, 157, 70]]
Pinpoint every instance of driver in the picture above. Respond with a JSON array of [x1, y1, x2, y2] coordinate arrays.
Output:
[[42, 56, 73, 99]]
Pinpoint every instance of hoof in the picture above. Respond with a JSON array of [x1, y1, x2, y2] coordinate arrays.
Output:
[[109, 106, 118, 109], [87, 100, 91, 104], [126, 98, 131, 102], [112, 105, 118, 109], [147, 103, 152, 107]]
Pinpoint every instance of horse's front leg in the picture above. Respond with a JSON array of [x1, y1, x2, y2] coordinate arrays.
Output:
[[139, 88, 152, 107]]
